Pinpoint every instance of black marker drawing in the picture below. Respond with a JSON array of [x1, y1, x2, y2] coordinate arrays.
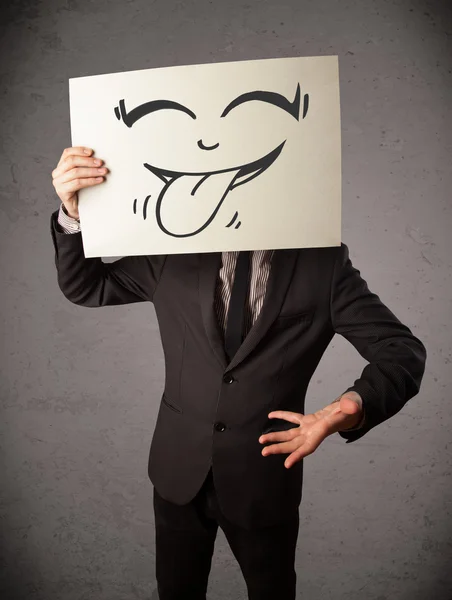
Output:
[[198, 140, 220, 151], [226, 212, 239, 228], [115, 84, 309, 238], [143, 194, 151, 220]]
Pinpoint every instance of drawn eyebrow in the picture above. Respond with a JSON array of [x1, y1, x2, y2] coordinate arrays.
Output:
[[115, 99, 197, 127], [220, 84, 306, 121]]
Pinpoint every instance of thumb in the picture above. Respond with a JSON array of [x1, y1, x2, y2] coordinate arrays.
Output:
[[339, 394, 362, 416]]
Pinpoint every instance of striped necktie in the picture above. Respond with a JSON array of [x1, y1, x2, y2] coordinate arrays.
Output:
[[224, 251, 251, 361]]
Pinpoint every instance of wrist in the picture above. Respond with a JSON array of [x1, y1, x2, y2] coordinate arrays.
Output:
[[61, 203, 79, 221], [58, 203, 81, 234]]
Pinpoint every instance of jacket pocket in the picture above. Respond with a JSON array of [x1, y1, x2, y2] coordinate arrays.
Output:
[[161, 394, 183, 414], [272, 311, 314, 329], [276, 309, 314, 321]]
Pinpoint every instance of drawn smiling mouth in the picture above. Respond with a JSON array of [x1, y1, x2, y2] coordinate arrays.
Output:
[[136, 141, 286, 238]]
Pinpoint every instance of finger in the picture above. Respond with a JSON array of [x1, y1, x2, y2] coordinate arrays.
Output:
[[53, 155, 103, 179], [285, 445, 316, 468], [57, 147, 93, 167], [267, 411, 303, 424], [259, 428, 299, 444], [59, 176, 105, 194], [261, 439, 300, 456], [286, 433, 326, 467], [58, 166, 108, 184]]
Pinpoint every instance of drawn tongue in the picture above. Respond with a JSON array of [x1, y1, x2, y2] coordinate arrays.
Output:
[[157, 170, 240, 237]]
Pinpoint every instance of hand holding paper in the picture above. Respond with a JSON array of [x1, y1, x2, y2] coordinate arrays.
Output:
[[51, 147, 108, 220]]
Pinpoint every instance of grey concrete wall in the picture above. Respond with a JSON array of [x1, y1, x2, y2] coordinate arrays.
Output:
[[1, 0, 451, 599]]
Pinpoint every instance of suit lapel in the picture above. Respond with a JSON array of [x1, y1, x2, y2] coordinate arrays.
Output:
[[198, 252, 228, 370], [225, 248, 299, 372]]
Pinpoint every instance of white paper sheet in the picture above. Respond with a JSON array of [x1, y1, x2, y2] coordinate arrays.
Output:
[[69, 55, 341, 257]]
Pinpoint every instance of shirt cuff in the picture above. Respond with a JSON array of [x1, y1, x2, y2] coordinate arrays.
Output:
[[57, 203, 81, 234]]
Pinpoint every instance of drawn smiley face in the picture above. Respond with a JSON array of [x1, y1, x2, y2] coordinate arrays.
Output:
[[115, 85, 309, 237]]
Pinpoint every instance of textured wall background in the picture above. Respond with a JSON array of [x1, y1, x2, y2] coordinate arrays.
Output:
[[1, 0, 451, 599]]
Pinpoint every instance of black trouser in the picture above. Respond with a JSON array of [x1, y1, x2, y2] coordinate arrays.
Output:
[[153, 468, 299, 600]]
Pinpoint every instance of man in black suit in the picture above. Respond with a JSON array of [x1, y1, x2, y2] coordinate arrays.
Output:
[[50, 146, 426, 600]]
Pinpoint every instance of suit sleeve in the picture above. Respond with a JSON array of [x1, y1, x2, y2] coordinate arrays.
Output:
[[50, 209, 167, 306], [330, 243, 427, 443]]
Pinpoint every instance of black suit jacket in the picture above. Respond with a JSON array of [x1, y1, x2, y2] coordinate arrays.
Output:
[[50, 211, 426, 529]]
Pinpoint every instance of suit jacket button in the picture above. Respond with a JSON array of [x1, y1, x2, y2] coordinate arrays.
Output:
[[223, 375, 235, 384], [214, 422, 226, 432]]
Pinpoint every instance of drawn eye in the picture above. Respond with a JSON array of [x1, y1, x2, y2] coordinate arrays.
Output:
[[220, 85, 308, 121], [115, 99, 197, 128]]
